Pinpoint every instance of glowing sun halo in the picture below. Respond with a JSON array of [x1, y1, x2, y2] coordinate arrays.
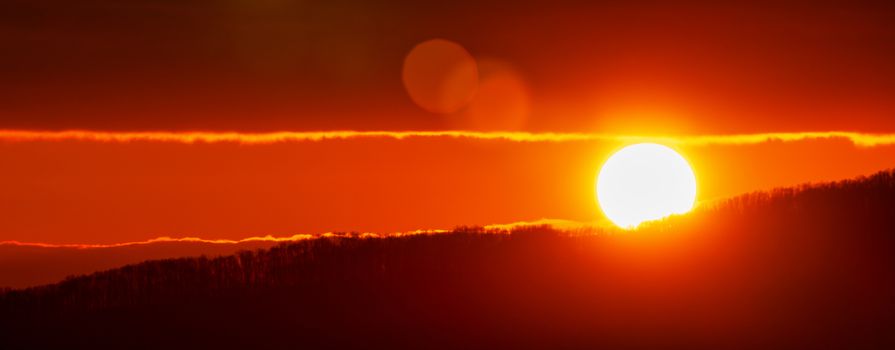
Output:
[[596, 143, 697, 229]]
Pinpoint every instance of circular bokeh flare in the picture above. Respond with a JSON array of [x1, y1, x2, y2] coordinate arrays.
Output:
[[402, 39, 478, 114]]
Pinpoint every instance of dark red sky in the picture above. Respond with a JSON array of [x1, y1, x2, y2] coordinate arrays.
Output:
[[2, 0, 895, 133]]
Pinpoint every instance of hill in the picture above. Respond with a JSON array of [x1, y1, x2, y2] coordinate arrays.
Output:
[[0, 239, 282, 289], [2, 169, 895, 349]]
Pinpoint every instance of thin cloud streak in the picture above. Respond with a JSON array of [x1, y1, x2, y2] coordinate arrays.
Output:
[[483, 218, 602, 231], [0, 130, 894, 147], [0, 233, 431, 250], [0, 219, 603, 250], [0, 230, 464, 250], [0, 235, 315, 250]]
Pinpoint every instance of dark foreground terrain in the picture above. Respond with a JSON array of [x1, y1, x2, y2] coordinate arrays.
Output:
[[2, 170, 895, 349]]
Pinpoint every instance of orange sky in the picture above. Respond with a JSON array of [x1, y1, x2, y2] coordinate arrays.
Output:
[[2, 1, 895, 245], [2, 132, 894, 244]]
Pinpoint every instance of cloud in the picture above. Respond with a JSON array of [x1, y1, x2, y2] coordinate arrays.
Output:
[[1, 221, 601, 250], [0, 130, 893, 147], [0, 230, 464, 250], [659, 132, 895, 148], [0, 219, 612, 250], [482, 218, 603, 232], [0, 235, 315, 250]]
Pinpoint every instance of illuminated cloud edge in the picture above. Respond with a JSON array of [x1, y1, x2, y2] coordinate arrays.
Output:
[[0, 130, 893, 147]]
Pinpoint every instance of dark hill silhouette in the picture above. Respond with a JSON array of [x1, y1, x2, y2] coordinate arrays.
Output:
[[2, 169, 895, 349], [0, 239, 281, 289]]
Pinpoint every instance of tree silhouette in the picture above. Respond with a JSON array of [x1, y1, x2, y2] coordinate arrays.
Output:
[[2, 169, 895, 349]]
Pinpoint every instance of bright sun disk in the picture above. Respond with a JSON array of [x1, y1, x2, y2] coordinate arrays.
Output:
[[596, 143, 697, 229]]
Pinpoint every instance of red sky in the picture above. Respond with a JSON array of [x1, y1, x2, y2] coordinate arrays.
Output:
[[1, 0, 895, 246], [2, 0, 895, 133]]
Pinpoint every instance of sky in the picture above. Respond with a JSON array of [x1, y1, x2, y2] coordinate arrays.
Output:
[[3, 0, 895, 132], [2, 0, 895, 245]]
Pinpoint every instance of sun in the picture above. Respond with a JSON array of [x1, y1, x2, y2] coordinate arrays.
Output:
[[596, 143, 697, 229]]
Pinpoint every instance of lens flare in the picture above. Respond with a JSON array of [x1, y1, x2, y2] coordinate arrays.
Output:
[[402, 39, 478, 114]]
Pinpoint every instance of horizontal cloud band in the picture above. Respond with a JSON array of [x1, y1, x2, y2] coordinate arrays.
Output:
[[0, 130, 893, 147]]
